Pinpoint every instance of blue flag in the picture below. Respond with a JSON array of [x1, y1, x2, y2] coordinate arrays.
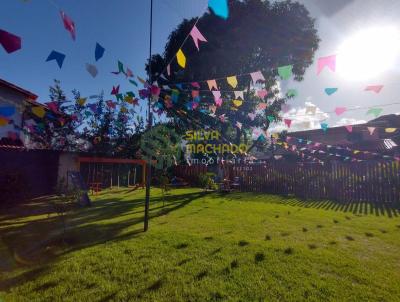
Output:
[[209, 0, 229, 19], [46, 50, 66, 68], [95, 42, 105, 61]]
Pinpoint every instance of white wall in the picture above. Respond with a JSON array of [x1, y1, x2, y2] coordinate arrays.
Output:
[[0, 85, 27, 143]]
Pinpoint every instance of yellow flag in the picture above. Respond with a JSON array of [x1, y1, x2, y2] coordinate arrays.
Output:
[[32, 106, 46, 118], [77, 98, 86, 106], [227, 76, 238, 88], [177, 49, 186, 68], [0, 117, 8, 126], [385, 128, 397, 133], [233, 99, 243, 107]]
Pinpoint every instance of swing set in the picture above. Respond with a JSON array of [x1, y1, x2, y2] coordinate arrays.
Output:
[[78, 157, 147, 194]]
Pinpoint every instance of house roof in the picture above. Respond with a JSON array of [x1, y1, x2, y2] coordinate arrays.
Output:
[[0, 78, 38, 101], [289, 114, 400, 141]]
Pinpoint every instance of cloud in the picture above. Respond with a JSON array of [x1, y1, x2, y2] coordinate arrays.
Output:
[[335, 117, 366, 127], [270, 102, 329, 133]]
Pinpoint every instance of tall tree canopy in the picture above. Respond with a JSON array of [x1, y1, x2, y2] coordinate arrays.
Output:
[[147, 0, 319, 147]]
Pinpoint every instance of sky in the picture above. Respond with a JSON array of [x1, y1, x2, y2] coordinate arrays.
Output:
[[1, 0, 400, 132]]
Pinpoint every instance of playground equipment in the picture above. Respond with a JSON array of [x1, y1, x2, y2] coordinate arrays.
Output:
[[78, 157, 147, 192]]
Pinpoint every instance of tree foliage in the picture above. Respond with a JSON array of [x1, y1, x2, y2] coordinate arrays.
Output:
[[148, 0, 319, 146]]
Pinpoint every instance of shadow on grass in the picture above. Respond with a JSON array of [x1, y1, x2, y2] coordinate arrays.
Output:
[[204, 190, 400, 217], [0, 189, 203, 291]]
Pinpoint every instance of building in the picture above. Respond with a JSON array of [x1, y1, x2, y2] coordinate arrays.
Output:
[[0, 78, 41, 147], [274, 114, 400, 162]]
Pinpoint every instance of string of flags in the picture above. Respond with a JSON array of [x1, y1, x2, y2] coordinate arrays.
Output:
[[279, 136, 400, 162]]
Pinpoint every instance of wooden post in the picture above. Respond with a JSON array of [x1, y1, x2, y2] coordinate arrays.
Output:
[[110, 164, 113, 188], [133, 166, 137, 185], [117, 163, 120, 188]]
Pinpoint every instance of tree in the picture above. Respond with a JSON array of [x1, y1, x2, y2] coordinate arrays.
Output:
[[147, 0, 319, 149], [23, 80, 85, 151]]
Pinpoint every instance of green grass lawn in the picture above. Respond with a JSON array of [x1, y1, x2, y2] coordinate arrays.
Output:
[[1, 188, 400, 302]]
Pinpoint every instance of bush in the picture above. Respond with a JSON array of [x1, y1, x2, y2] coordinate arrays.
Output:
[[198, 173, 217, 191]]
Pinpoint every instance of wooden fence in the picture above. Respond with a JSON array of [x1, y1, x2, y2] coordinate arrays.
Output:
[[174, 161, 400, 204]]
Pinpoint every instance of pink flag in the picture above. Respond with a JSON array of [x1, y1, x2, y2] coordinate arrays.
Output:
[[167, 64, 171, 76], [60, 11, 76, 41], [248, 113, 256, 121], [257, 89, 268, 99], [106, 100, 116, 109], [191, 82, 200, 88], [365, 85, 384, 93], [212, 91, 221, 101], [126, 68, 133, 78], [281, 104, 290, 113], [151, 85, 161, 97], [368, 127, 376, 135], [317, 54, 336, 75], [257, 103, 267, 110], [284, 119, 292, 128], [190, 25, 207, 51], [192, 102, 199, 110], [345, 125, 353, 133], [0, 29, 21, 53], [215, 98, 223, 107], [45, 101, 58, 112], [111, 85, 119, 95], [250, 71, 265, 83], [334, 107, 347, 115], [192, 90, 199, 98], [207, 79, 218, 90], [219, 114, 226, 122]]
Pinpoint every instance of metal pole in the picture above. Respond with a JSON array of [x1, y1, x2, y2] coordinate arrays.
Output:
[[144, 0, 153, 232]]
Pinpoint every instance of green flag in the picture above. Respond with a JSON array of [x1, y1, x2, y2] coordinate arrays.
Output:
[[278, 65, 293, 80]]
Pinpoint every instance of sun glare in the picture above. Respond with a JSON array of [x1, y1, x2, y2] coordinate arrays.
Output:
[[336, 26, 400, 81]]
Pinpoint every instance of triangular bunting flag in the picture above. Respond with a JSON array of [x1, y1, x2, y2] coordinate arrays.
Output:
[[32, 106, 46, 118], [177, 49, 186, 68], [257, 89, 267, 99], [317, 54, 336, 75], [207, 79, 218, 90], [208, 0, 229, 19], [86, 63, 98, 78], [95, 43, 105, 61], [367, 108, 383, 118], [234, 91, 244, 99], [250, 71, 265, 83], [334, 107, 347, 115], [345, 125, 353, 133], [46, 50, 66, 68], [227, 76, 238, 88], [257, 103, 267, 110], [287, 89, 298, 97], [365, 85, 384, 93], [60, 11, 76, 40], [233, 99, 242, 107], [0, 29, 22, 53], [325, 88, 338, 95], [0, 106, 15, 117], [111, 85, 120, 95], [278, 65, 293, 80], [190, 25, 207, 50], [284, 119, 292, 128]]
